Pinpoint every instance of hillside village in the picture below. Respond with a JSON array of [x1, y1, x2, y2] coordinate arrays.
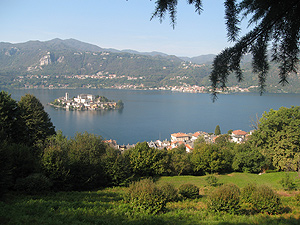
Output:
[[49, 93, 123, 110], [106, 129, 252, 152]]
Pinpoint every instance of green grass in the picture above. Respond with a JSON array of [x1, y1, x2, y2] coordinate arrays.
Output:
[[1, 173, 300, 225], [157, 172, 300, 190]]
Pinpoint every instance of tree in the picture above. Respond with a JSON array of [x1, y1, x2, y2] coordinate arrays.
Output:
[[215, 125, 221, 136], [191, 143, 232, 175], [0, 91, 25, 143], [18, 94, 56, 146], [152, 0, 300, 99], [168, 147, 191, 175], [232, 142, 266, 173], [250, 106, 300, 171], [126, 142, 169, 176]]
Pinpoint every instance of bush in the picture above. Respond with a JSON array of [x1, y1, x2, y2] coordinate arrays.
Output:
[[279, 173, 296, 190], [205, 175, 221, 187], [241, 184, 283, 214], [208, 183, 241, 214], [296, 193, 300, 205], [14, 173, 52, 194], [178, 183, 199, 199], [241, 183, 258, 204], [250, 185, 283, 214], [124, 178, 167, 214], [160, 183, 178, 202]]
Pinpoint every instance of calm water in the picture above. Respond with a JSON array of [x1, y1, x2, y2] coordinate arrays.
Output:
[[7, 89, 300, 144]]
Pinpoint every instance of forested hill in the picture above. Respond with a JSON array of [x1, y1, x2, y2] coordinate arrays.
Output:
[[0, 39, 211, 87], [0, 38, 300, 93]]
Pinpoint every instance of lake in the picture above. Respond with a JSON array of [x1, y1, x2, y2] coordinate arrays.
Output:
[[7, 89, 300, 144]]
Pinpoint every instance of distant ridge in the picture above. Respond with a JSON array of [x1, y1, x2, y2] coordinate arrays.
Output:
[[1, 38, 299, 93]]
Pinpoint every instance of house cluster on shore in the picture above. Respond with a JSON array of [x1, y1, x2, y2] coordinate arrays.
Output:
[[106, 129, 251, 152], [50, 93, 123, 110]]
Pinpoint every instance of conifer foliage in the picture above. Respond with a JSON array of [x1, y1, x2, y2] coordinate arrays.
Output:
[[152, 0, 300, 100]]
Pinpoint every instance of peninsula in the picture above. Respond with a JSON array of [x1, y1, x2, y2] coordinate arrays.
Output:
[[49, 93, 124, 111]]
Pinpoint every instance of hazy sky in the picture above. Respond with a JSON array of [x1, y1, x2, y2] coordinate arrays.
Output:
[[1, 0, 244, 57]]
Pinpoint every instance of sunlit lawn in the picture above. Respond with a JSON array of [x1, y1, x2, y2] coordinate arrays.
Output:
[[1, 173, 300, 225]]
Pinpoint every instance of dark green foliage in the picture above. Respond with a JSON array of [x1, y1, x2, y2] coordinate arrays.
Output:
[[250, 106, 300, 171], [167, 147, 191, 176], [41, 131, 70, 190], [102, 147, 132, 186], [250, 185, 283, 214], [0, 142, 39, 197], [215, 125, 221, 136], [205, 175, 221, 187], [124, 178, 167, 215], [208, 183, 241, 214], [279, 173, 297, 191], [160, 183, 178, 202], [191, 143, 233, 175], [241, 184, 283, 214], [0, 91, 25, 144], [42, 132, 109, 191], [126, 142, 169, 176], [14, 173, 52, 194], [18, 94, 55, 146], [8, 143, 39, 182], [241, 183, 258, 204], [116, 100, 124, 109], [152, 1, 300, 99], [0, 143, 12, 198], [214, 134, 230, 144], [178, 183, 199, 199], [232, 142, 266, 173], [296, 193, 300, 205]]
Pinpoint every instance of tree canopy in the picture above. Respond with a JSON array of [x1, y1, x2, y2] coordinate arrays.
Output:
[[18, 94, 56, 146], [152, 0, 300, 100], [250, 106, 300, 171]]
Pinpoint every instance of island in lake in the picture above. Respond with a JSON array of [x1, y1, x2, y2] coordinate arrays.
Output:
[[49, 93, 124, 111]]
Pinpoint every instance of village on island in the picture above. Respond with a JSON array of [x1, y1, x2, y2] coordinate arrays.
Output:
[[106, 129, 252, 153], [49, 93, 124, 110]]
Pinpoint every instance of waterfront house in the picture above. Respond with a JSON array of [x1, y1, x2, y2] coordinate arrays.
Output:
[[231, 130, 248, 143], [171, 132, 190, 142]]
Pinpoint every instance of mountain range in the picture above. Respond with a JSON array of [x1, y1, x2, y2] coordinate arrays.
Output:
[[0, 38, 299, 93]]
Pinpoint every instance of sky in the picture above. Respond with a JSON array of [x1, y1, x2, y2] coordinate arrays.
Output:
[[0, 0, 245, 57]]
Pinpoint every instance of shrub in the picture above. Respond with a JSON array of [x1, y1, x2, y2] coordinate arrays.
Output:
[[208, 183, 241, 214], [250, 185, 283, 214], [205, 175, 221, 187], [279, 173, 296, 190], [124, 178, 167, 214], [14, 173, 52, 194], [296, 193, 300, 205], [178, 183, 199, 199], [241, 183, 258, 204], [160, 183, 178, 202]]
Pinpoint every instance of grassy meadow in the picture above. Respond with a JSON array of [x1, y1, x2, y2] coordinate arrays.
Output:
[[1, 172, 300, 225]]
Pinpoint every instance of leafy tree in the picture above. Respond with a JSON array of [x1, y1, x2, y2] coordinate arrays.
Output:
[[214, 134, 231, 144], [126, 142, 169, 176], [0, 91, 25, 144], [215, 125, 221, 136], [41, 131, 70, 190], [152, 0, 300, 99], [250, 106, 300, 171], [18, 94, 55, 146], [102, 147, 132, 186], [168, 147, 191, 175], [191, 143, 232, 175], [232, 142, 266, 173], [67, 132, 108, 190], [42, 131, 109, 191]]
